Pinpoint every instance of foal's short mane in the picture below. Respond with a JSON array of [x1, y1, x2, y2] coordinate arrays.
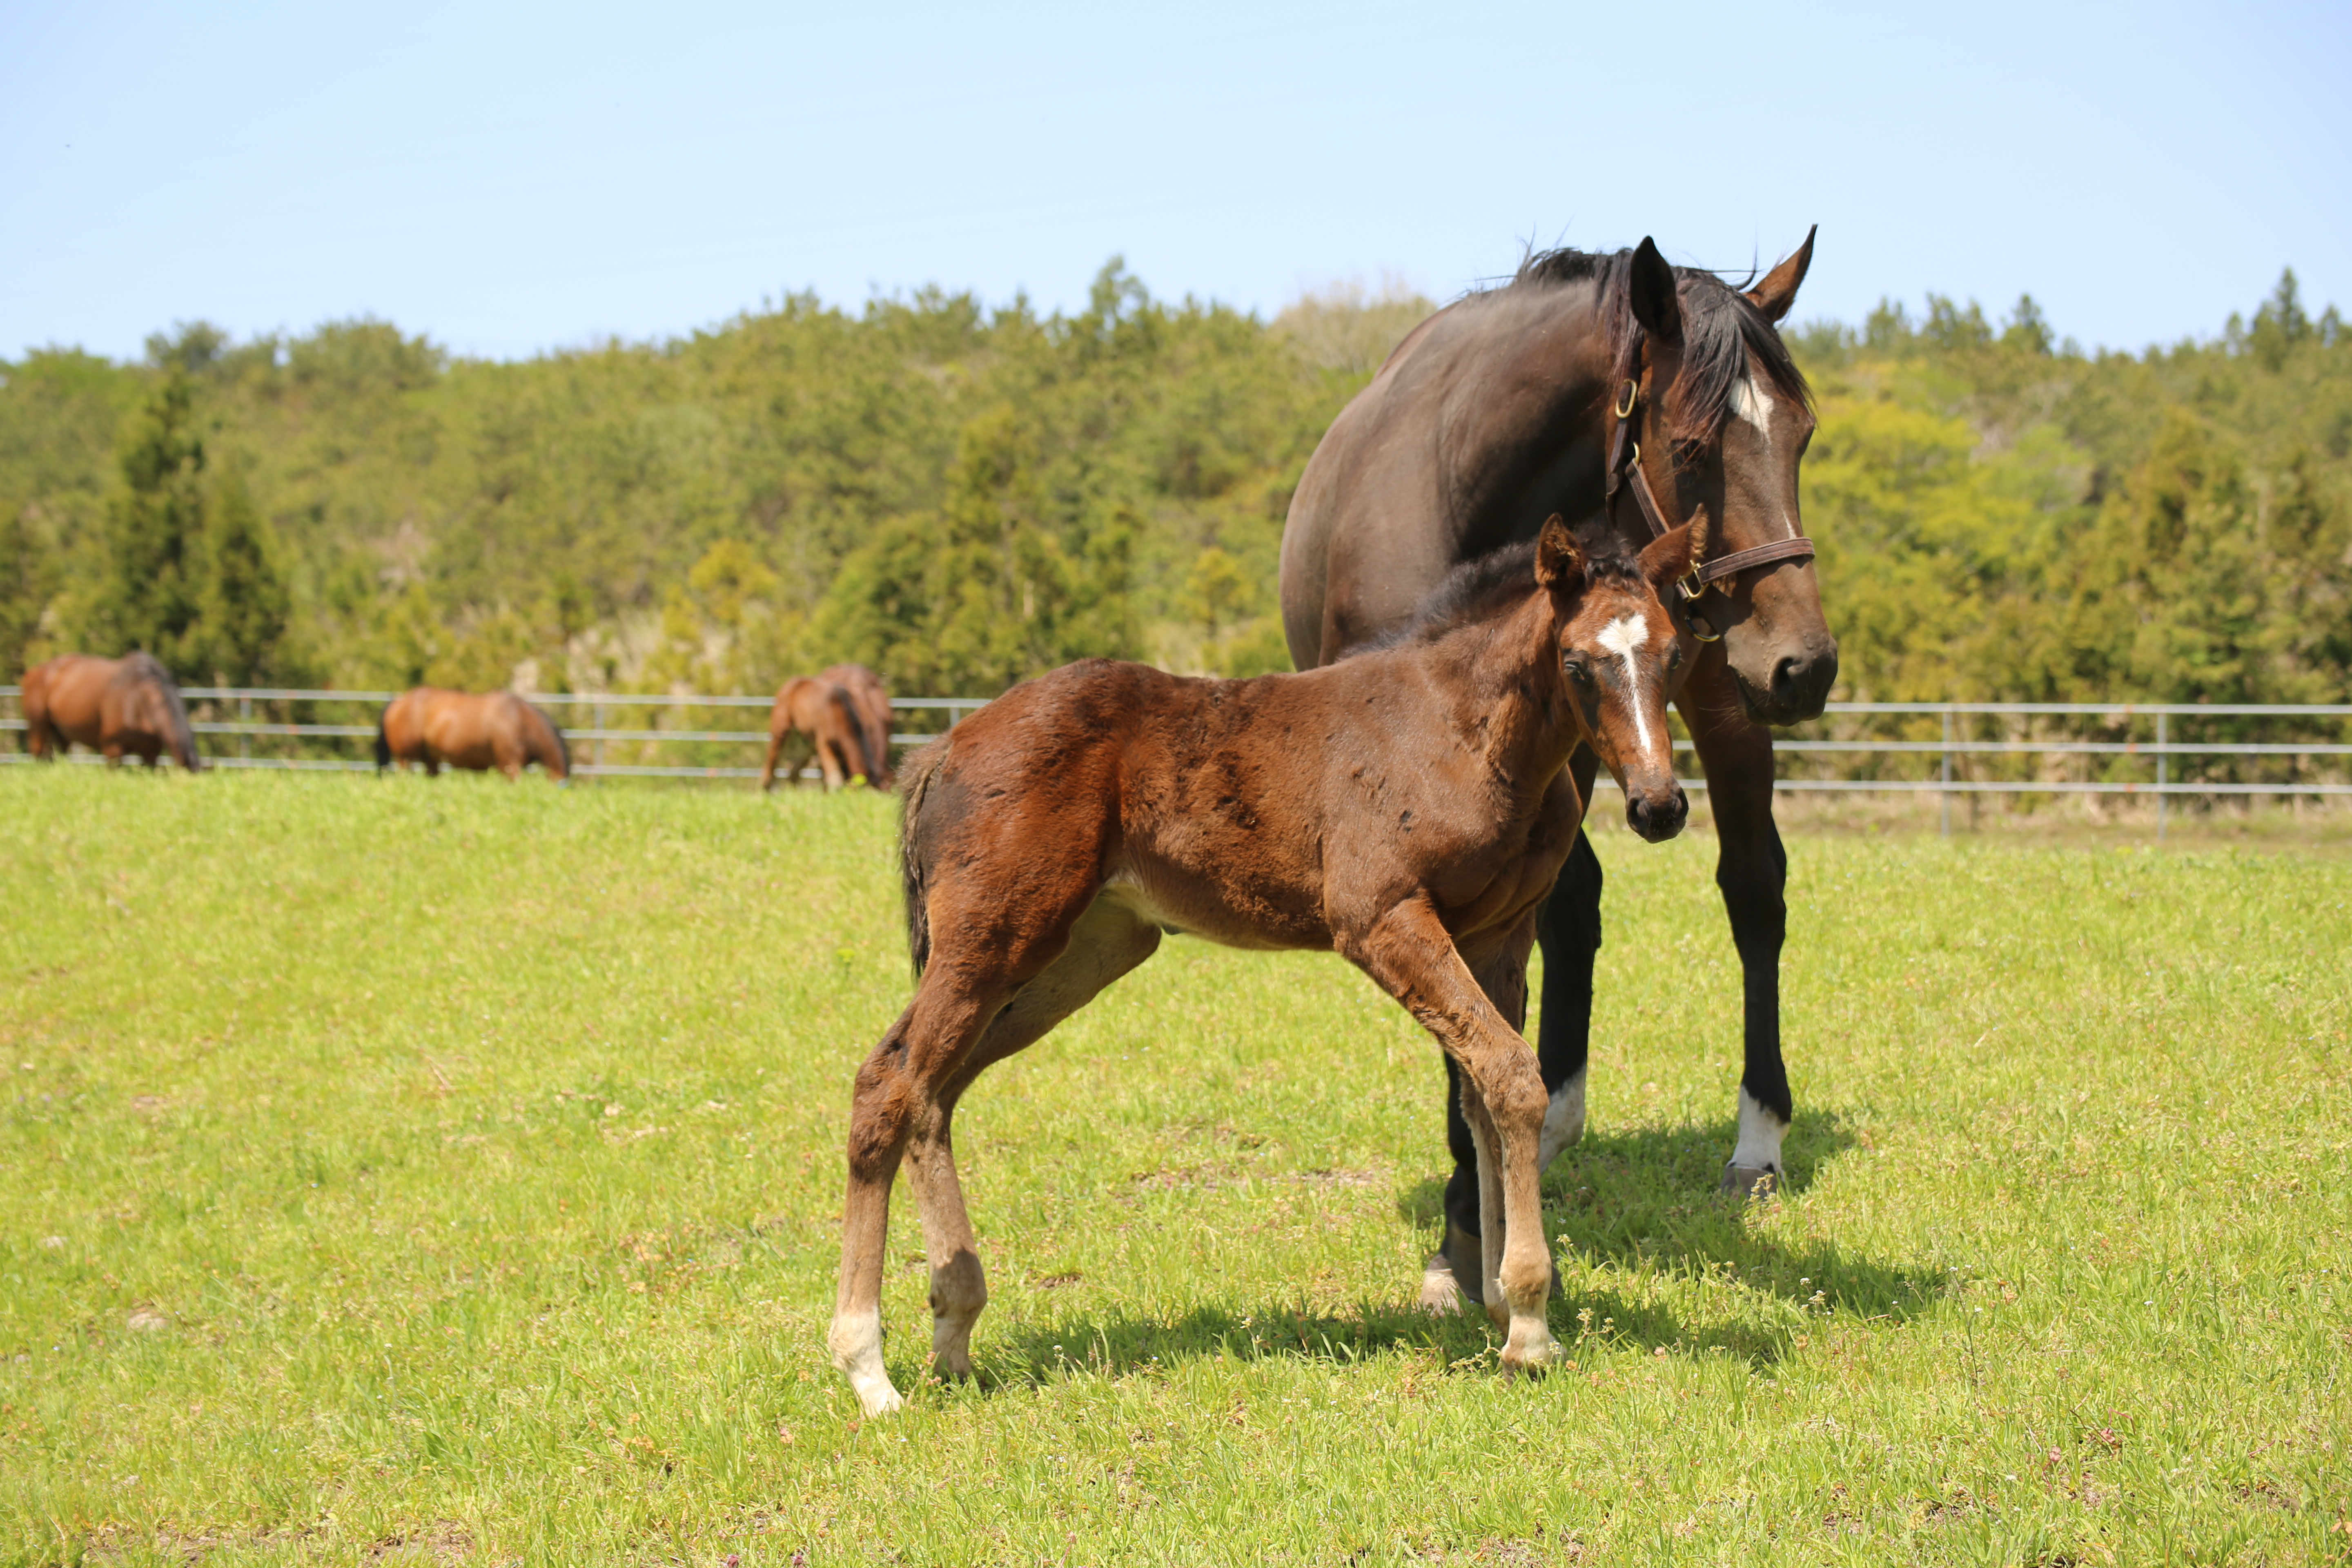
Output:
[[1496, 247, 1811, 459], [1359, 526, 1647, 654]]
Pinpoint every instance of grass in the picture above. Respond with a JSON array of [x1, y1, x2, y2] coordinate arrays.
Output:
[[1, 767, 2347, 1566]]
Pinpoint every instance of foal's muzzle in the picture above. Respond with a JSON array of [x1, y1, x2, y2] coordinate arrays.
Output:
[[1625, 785, 1689, 843]]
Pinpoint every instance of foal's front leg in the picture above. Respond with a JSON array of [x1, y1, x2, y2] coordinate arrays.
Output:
[[1350, 898, 1559, 1373]]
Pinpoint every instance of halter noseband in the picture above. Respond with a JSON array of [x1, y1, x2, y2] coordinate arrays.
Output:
[[1604, 377, 1818, 643]]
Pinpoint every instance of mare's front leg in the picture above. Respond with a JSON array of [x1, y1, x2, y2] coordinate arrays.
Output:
[[1680, 690, 1793, 1196], [1351, 897, 1558, 1373], [904, 898, 1162, 1381]]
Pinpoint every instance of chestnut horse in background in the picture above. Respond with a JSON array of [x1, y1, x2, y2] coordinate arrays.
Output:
[[759, 677, 870, 792], [830, 513, 1704, 1416], [21, 654, 202, 770], [1281, 233, 1838, 1307], [375, 688, 568, 782], [818, 663, 895, 789]]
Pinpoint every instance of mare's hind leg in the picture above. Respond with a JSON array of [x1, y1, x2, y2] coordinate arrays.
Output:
[[906, 897, 1162, 1381]]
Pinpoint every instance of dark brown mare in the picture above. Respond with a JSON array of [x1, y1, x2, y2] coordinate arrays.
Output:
[[21, 654, 201, 770], [375, 688, 569, 781], [830, 513, 1706, 1415], [758, 677, 871, 792], [818, 663, 896, 789], [1278, 234, 1837, 1308]]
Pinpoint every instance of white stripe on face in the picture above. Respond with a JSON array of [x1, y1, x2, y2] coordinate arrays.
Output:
[[1729, 367, 1774, 443], [1595, 612, 1651, 755]]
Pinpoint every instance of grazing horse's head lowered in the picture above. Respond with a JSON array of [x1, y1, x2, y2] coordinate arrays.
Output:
[[1579, 232, 1837, 724]]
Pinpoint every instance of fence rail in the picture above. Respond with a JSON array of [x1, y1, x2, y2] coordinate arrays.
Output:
[[4, 689, 2348, 835]]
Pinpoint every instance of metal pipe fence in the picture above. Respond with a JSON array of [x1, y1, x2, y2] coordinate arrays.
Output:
[[4, 689, 2347, 833]]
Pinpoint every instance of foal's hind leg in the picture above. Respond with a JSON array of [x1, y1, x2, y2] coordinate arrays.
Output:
[[831, 982, 999, 1417], [906, 898, 1162, 1380]]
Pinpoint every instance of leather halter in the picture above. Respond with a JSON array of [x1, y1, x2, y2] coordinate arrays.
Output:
[[1604, 379, 1817, 641]]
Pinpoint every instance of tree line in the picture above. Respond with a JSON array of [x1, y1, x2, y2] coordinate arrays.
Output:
[[3, 263, 2346, 714]]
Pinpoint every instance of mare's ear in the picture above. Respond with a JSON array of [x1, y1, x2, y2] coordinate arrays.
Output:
[[1745, 225, 1816, 324], [1533, 514, 1584, 590], [1628, 237, 1682, 345], [1637, 505, 1711, 587]]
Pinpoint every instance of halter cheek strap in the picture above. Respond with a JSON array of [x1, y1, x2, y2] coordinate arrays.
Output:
[[1605, 379, 1816, 640]]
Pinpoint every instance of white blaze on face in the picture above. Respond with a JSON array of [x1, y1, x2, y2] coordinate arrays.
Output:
[[1730, 366, 1775, 445], [1595, 612, 1652, 755]]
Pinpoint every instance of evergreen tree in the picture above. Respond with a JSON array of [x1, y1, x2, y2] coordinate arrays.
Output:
[[0, 503, 59, 677], [192, 463, 292, 684], [88, 372, 206, 667]]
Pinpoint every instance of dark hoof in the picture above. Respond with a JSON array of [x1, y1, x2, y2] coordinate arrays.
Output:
[[1719, 1164, 1780, 1200]]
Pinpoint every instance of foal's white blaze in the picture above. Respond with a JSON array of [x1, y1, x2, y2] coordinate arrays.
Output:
[[1728, 1087, 1788, 1176], [1595, 613, 1653, 755]]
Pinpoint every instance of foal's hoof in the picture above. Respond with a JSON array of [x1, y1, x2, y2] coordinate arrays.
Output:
[[1719, 1163, 1780, 1200]]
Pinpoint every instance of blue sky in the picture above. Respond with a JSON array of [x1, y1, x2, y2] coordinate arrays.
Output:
[[4, 0, 2346, 362]]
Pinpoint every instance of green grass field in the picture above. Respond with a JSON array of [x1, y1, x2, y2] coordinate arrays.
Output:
[[2, 768, 2347, 1566]]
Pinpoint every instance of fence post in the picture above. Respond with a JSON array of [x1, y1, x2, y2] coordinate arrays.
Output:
[[595, 698, 606, 782], [1940, 708, 1952, 839], [238, 694, 251, 762], [2156, 711, 2167, 844]]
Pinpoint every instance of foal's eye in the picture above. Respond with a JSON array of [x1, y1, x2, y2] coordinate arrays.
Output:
[[1667, 644, 1684, 673], [1562, 657, 1593, 686]]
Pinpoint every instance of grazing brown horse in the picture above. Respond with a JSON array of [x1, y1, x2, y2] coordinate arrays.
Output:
[[830, 513, 1704, 1415], [21, 654, 201, 770], [1279, 234, 1836, 1307], [817, 663, 895, 788], [758, 677, 870, 792], [374, 688, 568, 781]]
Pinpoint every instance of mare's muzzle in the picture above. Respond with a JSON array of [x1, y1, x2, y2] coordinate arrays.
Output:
[[1625, 784, 1689, 844]]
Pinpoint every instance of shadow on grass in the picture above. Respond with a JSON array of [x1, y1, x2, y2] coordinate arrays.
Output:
[[904, 1111, 1943, 1396]]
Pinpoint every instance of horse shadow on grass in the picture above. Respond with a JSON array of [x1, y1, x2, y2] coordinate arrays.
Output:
[[915, 1108, 1945, 1399]]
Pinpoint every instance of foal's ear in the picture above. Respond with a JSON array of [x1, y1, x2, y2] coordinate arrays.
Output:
[[1534, 514, 1585, 589], [1744, 225, 1816, 324], [1628, 237, 1682, 345], [1638, 505, 1711, 587]]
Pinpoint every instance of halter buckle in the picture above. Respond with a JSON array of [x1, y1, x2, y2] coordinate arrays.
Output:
[[1613, 379, 1638, 421]]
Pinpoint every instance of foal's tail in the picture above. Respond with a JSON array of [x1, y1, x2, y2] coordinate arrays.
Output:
[[373, 713, 392, 773], [897, 737, 951, 976]]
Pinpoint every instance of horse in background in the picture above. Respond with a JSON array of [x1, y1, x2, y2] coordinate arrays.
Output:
[[376, 688, 568, 782], [760, 677, 870, 792], [21, 654, 202, 770], [818, 663, 895, 789]]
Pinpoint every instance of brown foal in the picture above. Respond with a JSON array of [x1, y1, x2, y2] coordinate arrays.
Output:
[[829, 512, 1704, 1414]]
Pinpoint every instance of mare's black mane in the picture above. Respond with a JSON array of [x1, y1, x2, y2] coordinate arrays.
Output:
[[1494, 246, 1811, 459], [1352, 522, 1645, 656]]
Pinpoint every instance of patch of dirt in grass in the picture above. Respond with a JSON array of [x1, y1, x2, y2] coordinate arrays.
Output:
[[368, 1521, 473, 1562]]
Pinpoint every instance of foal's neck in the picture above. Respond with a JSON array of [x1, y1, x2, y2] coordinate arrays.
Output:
[[1425, 589, 1583, 796]]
